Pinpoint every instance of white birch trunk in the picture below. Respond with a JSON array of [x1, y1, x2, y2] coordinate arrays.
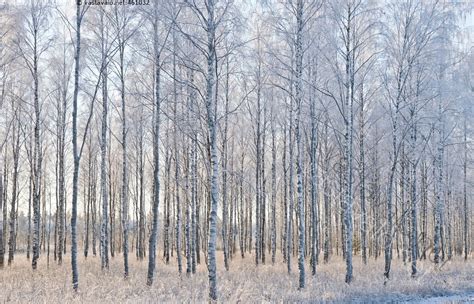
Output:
[[343, 2, 354, 283], [71, 2, 84, 290], [146, 0, 162, 285], [271, 113, 277, 265], [295, 0, 305, 289], [204, 0, 219, 300], [31, 5, 42, 271], [309, 59, 319, 275], [434, 97, 445, 265], [100, 9, 110, 269]]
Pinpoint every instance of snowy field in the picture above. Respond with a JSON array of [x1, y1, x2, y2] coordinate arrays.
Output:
[[1, 252, 472, 303]]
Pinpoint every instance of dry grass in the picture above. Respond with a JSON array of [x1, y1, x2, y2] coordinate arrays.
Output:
[[0, 251, 472, 303]]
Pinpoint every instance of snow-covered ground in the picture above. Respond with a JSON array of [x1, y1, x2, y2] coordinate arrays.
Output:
[[350, 291, 474, 303], [0, 252, 472, 303], [411, 293, 474, 304]]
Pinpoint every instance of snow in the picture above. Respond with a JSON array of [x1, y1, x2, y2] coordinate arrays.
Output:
[[1, 252, 472, 303]]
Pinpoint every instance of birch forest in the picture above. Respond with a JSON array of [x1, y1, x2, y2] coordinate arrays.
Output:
[[0, 0, 473, 302]]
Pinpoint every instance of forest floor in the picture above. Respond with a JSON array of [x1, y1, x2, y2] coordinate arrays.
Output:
[[0, 251, 472, 303]]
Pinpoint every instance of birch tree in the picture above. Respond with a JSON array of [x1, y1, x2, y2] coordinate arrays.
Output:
[[203, 0, 219, 298], [146, 0, 165, 286], [270, 108, 277, 265], [99, 6, 111, 270], [324, 0, 375, 283], [7, 102, 20, 265], [14, 0, 51, 271], [180, 0, 230, 299], [112, 3, 136, 279], [463, 103, 469, 261], [293, 0, 306, 289], [0, 0, 472, 298], [381, 0, 440, 279], [70, 1, 90, 291], [309, 58, 319, 275]]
